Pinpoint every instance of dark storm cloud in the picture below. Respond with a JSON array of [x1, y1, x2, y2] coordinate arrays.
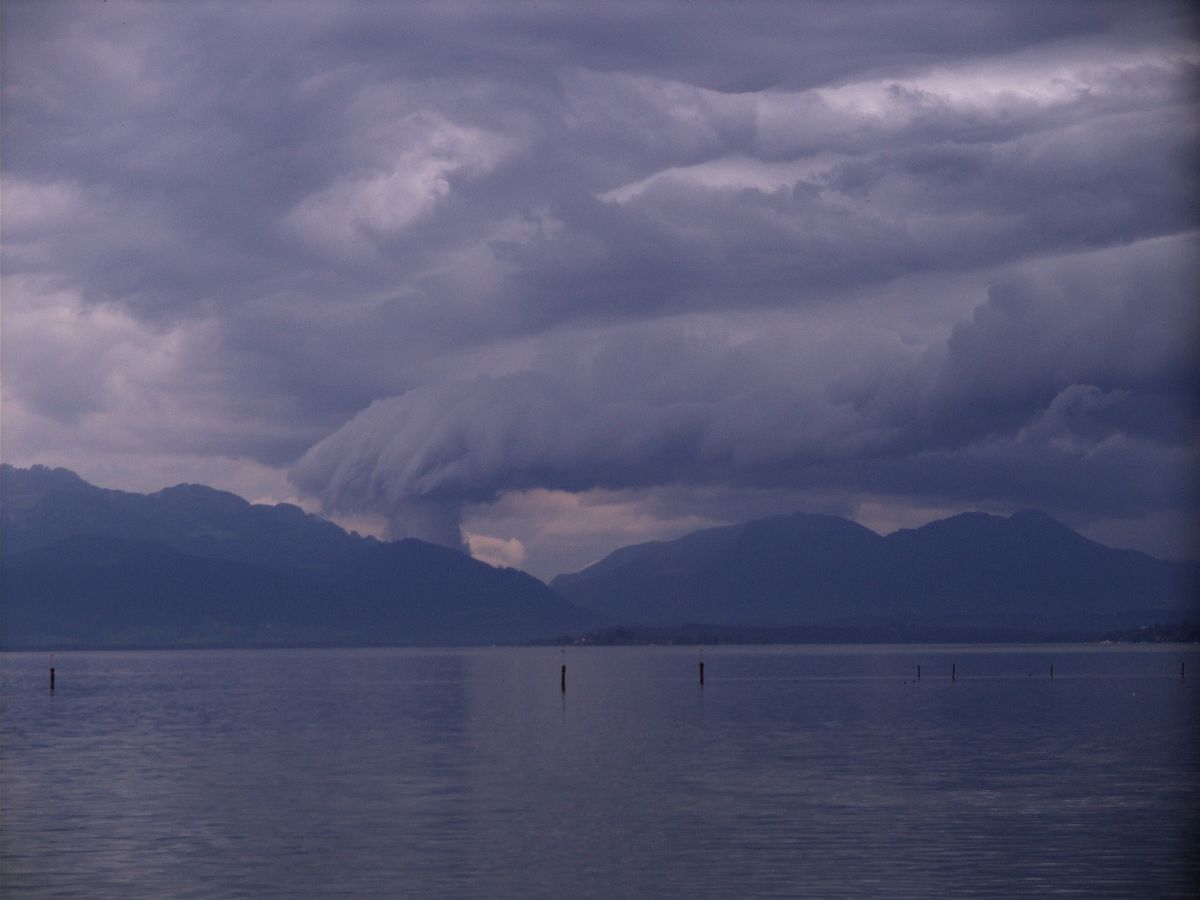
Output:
[[488, 64, 1198, 331], [6, 2, 1193, 323], [2, 0, 1197, 559], [292, 235, 1199, 544]]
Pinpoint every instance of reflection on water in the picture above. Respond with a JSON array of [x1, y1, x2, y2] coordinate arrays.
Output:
[[3, 645, 1197, 897]]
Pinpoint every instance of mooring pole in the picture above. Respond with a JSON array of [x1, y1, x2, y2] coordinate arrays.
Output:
[[49, 651, 55, 692], [560, 647, 566, 693], [952, 663, 956, 682], [699, 647, 705, 686], [1050, 663, 1054, 680], [917, 664, 921, 681]]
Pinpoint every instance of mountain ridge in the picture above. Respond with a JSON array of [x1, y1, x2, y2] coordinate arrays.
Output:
[[1, 463, 367, 571], [551, 508, 1196, 632], [4, 465, 1194, 646], [1, 464, 602, 648]]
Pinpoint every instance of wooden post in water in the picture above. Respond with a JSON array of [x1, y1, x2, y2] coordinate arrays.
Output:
[[952, 663, 956, 682], [1050, 663, 1054, 680], [49, 651, 55, 692], [560, 648, 566, 693], [699, 647, 705, 686], [1182, 661, 1186, 680], [917, 664, 921, 681]]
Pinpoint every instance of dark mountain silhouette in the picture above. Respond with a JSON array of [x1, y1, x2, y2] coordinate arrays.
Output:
[[552, 513, 887, 627], [2, 464, 362, 569], [5, 465, 1194, 647], [551, 510, 1196, 632], [1, 465, 601, 648]]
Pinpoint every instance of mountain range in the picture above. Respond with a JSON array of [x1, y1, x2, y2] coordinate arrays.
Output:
[[552, 510, 1196, 632], [2, 464, 1195, 648], [1, 464, 602, 648]]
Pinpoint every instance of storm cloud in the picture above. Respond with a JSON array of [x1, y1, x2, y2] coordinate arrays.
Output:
[[292, 235, 1198, 545], [2, 0, 1197, 575]]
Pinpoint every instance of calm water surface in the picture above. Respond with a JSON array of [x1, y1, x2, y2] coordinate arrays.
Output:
[[3, 644, 1197, 897]]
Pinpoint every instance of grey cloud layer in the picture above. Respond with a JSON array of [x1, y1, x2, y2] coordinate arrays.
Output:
[[7, 3, 1193, 326], [293, 236, 1199, 540], [2, 0, 1196, 559]]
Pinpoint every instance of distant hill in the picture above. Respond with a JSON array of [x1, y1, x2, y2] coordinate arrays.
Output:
[[0, 465, 602, 648], [1, 464, 363, 569], [6, 465, 1193, 647], [550, 510, 1197, 633]]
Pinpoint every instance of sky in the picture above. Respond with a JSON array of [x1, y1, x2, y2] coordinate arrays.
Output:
[[2, 0, 1197, 579]]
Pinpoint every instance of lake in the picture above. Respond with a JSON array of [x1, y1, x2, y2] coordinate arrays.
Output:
[[2, 644, 1197, 897]]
